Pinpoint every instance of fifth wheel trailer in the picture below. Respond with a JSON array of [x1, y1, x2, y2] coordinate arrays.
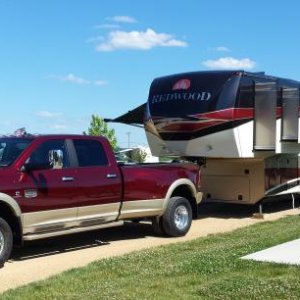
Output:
[[107, 70, 300, 204]]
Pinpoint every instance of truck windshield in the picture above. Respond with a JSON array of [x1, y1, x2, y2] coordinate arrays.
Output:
[[0, 138, 33, 167]]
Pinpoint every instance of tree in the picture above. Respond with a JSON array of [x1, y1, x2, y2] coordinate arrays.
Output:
[[128, 148, 148, 163], [84, 115, 118, 151]]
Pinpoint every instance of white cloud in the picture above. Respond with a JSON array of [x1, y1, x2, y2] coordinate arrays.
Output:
[[86, 36, 104, 43], [36, 111, 62, 118], [48, 74, 108, 87], [202, 57, 256, 70], [59, 73, 90, 85], [94, 24, 120, 29], [215, 46, 230, 52], [107, 16, 137, 23], [96, 28, 188, 52], [94, 80, 108, 86], [52, 124, 67, 130]]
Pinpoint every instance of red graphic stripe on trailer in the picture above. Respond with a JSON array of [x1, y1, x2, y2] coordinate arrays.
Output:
[[161, 120, 225, 132], [190, 107, 288, 121], [154, 106, 296, 133], [276, 107, 282, 118], [190, 108, 254, 121]]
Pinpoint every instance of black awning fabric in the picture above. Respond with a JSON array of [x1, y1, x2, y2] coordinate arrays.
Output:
[[105, 103, 146, 126]]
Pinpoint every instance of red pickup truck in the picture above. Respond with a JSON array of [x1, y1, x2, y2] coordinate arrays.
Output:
[[0, 134, 201, 266]]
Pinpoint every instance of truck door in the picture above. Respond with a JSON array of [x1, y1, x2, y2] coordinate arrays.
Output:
[[19, 139, 78, 235], [71, 138, 122, 225]]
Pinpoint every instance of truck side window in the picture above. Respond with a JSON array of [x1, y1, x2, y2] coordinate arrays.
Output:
[[73, 139, 108, 167], [29, 140, 69, 168]]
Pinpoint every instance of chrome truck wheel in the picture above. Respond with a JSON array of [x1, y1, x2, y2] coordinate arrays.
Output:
[[174, 205, 189, 230], [162, 197, 192, 237]]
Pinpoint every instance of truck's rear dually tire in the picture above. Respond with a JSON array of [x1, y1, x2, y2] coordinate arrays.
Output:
[[0, 217, 13, 268], [152, 216, 165, 236], [162, 197, 192, 237]]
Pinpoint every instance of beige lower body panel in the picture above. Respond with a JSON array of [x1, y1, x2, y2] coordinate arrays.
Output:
[[22, 203, 121, 236], [23, 221, 124, 241], [119, 199, 164, 220], [21, 200, 165, 240], [77, 203, 120, 226], [22, 207, 78, 235]]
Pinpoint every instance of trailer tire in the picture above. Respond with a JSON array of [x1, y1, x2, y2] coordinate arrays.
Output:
[[0, 217, 13, 268], [162, 197, 192, 237]]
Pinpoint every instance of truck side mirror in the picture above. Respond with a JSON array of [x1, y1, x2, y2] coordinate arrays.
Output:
[[49, 149, 64, 169]]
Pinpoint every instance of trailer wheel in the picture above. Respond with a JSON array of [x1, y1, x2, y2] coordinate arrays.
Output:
[[0, 217, 13, 268], [162, 197, 192, 237]]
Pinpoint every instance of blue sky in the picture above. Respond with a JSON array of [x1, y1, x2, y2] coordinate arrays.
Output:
[[1, 0, 300, 147]]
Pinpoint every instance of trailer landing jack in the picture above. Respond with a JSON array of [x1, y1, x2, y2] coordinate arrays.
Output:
[[253, 194, 299, 219]]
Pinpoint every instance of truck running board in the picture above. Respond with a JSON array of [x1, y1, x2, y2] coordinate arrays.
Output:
[[23, 221, 124, 241]]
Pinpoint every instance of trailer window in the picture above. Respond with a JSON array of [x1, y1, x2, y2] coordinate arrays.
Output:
[[238, 76, 254, 108]]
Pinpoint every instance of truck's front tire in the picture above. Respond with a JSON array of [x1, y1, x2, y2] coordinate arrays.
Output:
[[162, 197, 192, 237], [0, 217, 13, 267]]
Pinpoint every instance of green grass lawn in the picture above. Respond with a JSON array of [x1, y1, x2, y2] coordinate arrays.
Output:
[[1, 215, 300, 300]]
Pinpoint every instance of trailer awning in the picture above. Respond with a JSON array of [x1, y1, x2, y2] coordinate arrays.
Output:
[[105, 103, 146, 127]]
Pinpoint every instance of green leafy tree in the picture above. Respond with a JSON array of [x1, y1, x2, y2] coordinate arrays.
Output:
[[129, 148, 148, 163], [84, 115, 118, 151]]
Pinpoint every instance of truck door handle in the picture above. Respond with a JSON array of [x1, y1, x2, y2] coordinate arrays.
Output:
[[106, 173, 117, 179], [62, 177, 74, 182]]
